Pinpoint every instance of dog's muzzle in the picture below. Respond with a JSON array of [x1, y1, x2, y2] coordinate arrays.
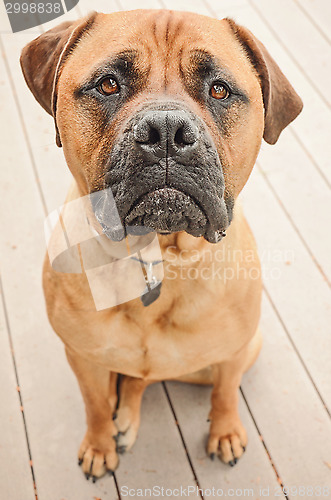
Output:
[[92, 103, 231, 243]]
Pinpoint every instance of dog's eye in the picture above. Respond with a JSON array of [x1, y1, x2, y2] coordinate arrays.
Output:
[[97, 77, 120, 96], [210, 83, 230, 100]]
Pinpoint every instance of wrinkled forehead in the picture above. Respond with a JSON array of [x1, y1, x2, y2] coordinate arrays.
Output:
[[60, 10, 257, 93]]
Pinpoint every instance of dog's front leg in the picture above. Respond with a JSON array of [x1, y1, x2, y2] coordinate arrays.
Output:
[[207, 346, 250, 466], [65, 347, 119, 480], [114, 376, 155, 453]]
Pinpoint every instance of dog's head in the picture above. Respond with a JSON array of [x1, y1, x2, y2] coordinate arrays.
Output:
[[21, 10, 302, 243]]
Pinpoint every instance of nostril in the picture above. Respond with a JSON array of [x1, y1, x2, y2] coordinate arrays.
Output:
[[174, 127, 186, 147], [174, 124, 198, 147], [134, 122, 161, 145], [149, 127, 160, 145]]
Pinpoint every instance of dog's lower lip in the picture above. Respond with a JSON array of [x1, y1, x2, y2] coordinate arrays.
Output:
[[126, 187, 206, 220], [125, 187, 207, 234]]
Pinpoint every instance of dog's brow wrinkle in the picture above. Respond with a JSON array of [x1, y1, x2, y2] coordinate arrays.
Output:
[[159, 12, 186, 91], [151, 20, 159, 48], [165, 18, 170, 44]]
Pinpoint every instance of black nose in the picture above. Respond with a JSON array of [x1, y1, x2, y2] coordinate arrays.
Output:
[[133, 110, 199, 158]]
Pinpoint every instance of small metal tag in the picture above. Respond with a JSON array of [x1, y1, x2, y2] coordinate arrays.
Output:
[[141, 282, 162, 307]]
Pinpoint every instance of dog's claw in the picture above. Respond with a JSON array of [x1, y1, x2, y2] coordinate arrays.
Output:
[[209, 453, 215, 461], [114, 432, 124, 443], [117, 445, 127, 454], [229, 460, 235, 467], [92, 475, 97, 483], [78, 458, 83, 466], [108, 470, 114, 476], [85, 473, 90, 480], [242, 446, 246, 452], [234, 457, 238, 465], [112, 412, 118, 421]]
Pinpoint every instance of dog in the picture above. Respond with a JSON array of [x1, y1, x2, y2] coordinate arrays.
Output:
[[20, 9, 302, 480]]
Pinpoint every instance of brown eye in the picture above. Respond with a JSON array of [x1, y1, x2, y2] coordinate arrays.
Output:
[[210, 83, 230, 100], [97, 77, 120, 96]]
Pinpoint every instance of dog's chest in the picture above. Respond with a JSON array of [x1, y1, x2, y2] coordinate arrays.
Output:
[[70, 293, 245, 381]]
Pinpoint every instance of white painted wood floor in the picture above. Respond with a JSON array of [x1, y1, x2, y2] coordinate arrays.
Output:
[[0, 1, 330, 499]]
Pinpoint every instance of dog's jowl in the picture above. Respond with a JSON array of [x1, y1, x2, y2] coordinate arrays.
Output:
[[20, 9, 302, 479]]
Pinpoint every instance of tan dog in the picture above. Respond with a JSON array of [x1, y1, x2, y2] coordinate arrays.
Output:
[[20, 9, 302, 480]]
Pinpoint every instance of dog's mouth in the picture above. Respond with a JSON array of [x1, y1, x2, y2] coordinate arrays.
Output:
[[92, 186, 229, 244], [125, 187, 208, 237]]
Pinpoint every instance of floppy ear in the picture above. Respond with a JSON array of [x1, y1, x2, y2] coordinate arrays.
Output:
[[20, 12, 97, 147], [226, 19, 303, 144]]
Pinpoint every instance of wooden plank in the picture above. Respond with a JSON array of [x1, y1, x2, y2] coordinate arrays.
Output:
[[294, 0, 331, 44], [0, 41, 118, 500], [204, 0, 250, 18], [159, 0, 211, 15], [119, 0, 162, 10], [1, 32, 73, 213], [207, 1, 331, 187], [242, 294, 331, 488], [78, 0, 119, 15], [250, 0, 331, 108], [204, 0, 249, 18], [116, 383, 199, 498], [241, 167, 331, 411], [165, 382, 281, 493], [0, 0, 13, 34], [256, 131, 331, 284], [0, 296, 36, 500]]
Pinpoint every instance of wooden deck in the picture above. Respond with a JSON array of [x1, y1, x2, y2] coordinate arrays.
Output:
[[0, 0, 330, 498]]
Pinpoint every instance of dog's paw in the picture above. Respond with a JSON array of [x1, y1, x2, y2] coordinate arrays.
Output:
[[78, 432, 119, 481], [207, 414, 247, 466], [114, 406, 139, 454]]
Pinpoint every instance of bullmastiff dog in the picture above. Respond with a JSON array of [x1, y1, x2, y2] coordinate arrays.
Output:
[[20, 9, 302, 480]]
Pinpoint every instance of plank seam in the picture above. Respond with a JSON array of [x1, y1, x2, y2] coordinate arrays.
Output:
[[240, 388, 290, 499], [256, 162, 331, 289], [0, 37, 48, 216], [202, 0, 218, 19], [75, 1, 83, 16], [292, 0, 331, 45], [162, 382, 205, 500], [249, 0, 331, 110], [263, 285, 331, 419], [0, 277, 39, 500], [115, 0, 123, 11], [113, 470, 122, 500], [289, 126, 331, 190]]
